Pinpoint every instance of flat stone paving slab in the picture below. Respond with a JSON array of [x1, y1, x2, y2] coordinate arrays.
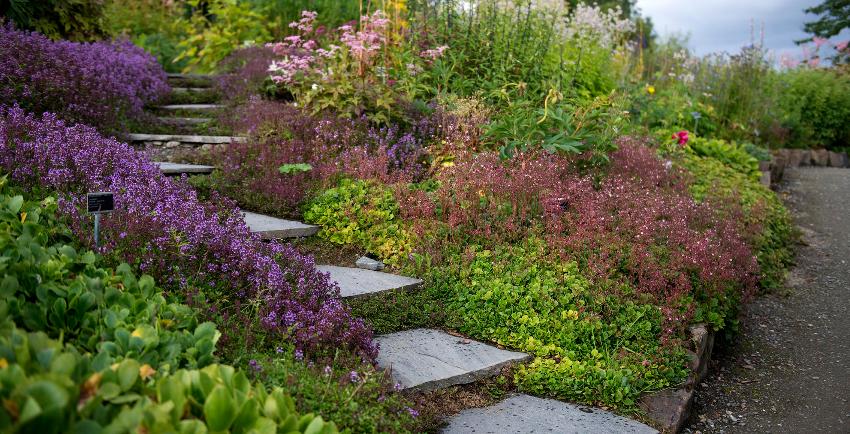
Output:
[[242, 211, 318, 239], [442, 394, 658, 434], [157, 117, 213, 125], [155, 162, 215, 175], [127, 133, 246, 144], [157, 104, 224, 111], [315, 265, 421, 298], [375, 329, 530, 392]]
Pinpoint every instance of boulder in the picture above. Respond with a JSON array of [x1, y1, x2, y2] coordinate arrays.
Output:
[[355, 256, 385, 271], [811, 149, 830, 166], [829, 151, 848, 168], [640, 387, 694, 433], [786, 149, 805, 167]]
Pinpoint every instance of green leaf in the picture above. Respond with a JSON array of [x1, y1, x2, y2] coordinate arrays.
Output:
[[278, 163, 313, 175], [8, 195, 23, 213], [117, 359, 140, 391], [203, 385, 237, 431]]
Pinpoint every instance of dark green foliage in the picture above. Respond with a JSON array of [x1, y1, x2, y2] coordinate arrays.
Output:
[[1, 0, 107, 41], [801, 0, 850, 40], [779, 68, 850, 149]]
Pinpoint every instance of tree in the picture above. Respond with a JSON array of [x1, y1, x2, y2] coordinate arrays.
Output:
[[801, 0, 850, 40]]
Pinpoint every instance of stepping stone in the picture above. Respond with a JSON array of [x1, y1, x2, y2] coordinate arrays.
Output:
[[242, 211, 318, 239], [157, 104, 224, 112], [157, 117, 213, 126], [441, 394, 657, 434], [171, 87, 213, 93], [315, 265, 421, 298], [166, 73, 214, 87], [155, 162, 215, 175], [375, 328, 530, 392], [127, 133, 245, 144]]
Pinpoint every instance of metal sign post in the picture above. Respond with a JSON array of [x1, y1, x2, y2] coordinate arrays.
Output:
[[87, 192, 114, 247]]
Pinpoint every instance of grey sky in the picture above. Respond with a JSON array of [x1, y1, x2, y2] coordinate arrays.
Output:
[[636, 0, 849, 57]]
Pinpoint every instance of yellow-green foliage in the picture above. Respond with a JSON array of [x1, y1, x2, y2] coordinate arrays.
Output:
[[303, 179, 412, 265], [682, 154, 794, 290], [429, 239, 687, 409], [687, 136, 761, 180]]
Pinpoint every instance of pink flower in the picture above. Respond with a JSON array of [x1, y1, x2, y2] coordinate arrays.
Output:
[[809, 56, 821, 67], [836, 40, 849, 51], [420, 45, 449, 60], [672, 130, 689, 146], [813, 36, 829, 48]]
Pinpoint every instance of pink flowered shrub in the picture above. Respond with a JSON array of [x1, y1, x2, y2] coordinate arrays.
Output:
[[0, 106, 376, 360]]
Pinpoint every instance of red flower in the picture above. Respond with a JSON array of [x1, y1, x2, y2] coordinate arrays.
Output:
[[672, 130, 689, 146]]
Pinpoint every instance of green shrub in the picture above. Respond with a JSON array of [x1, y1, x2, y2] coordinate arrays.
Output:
[[428, 239, 688, 409], [686, 136, 761, 180], [779, 68, 850, 149], [0, 181, 217, 371], [303, 179, 412, 265], [681, 155, 794, 291], [0, 319, 338, 434], [2, 0, 108, 41]]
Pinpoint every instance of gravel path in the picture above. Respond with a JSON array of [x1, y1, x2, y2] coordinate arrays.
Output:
[[687, 167, 850, 433]]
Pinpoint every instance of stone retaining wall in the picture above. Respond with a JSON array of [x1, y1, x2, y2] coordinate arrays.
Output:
[[131, 140, 225, 162], [770, 149, 849, 185]]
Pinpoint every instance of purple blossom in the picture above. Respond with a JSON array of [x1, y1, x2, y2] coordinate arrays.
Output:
[[0, 107, 377, 360], [349, 370, 360, 383], [0, 23, 168, 133]]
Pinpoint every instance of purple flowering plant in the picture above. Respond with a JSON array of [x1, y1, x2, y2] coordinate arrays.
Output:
[[0, 23, 169, 133], [0, 106, 376, 360]]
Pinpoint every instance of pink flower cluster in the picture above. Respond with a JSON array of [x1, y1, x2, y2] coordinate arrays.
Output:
[[267, 11, 320, 84], [672, 130, 689, 146], [340, 11, 391, 68], [420, 45, 448, 60]]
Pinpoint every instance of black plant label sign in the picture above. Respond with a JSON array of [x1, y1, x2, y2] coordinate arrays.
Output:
[[87, 192, 114, 214]]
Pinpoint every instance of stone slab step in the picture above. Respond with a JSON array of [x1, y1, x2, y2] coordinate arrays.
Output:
[[155, 162, 215, 175], [157, 104, 224, 112], [441, 394, 657, 434], [242, 211, 319, 239], [157, 117, 213, 126], [375, 329, 530, 392], [315, 265, 422, 298], [172, 87, 214, 93], [166, 73, 214, 87], [127, 134, 246, 144]]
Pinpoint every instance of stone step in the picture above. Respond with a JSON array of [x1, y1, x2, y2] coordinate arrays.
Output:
[[375, 329, 530, 392], [171, 87, 214, 94], [157, 117, 213, 126], [441, 394, 657, 434], [242, 211, 319, 239], [166, 73, 214, 87], [155, 162, 215, 175], [157, 104, 224, 113], [127, 133, 245, 145], [315, 265, 422, 298]]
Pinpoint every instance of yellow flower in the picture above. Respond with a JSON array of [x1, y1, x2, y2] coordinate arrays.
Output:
[[646, 85, 656, 95], [0, 358, 7, 369], [139, 364, 156, 380], [131, 328, 143, 338], [20, 212, 26, 223]]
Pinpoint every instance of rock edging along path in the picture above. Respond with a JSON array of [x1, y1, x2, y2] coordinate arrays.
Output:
[[442, 394, 658, 434], [689, 167, 850, 433]]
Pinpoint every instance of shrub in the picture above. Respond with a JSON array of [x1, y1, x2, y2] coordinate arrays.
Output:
[[0, 23, 169, 133], [680, 153, 794, 291], [686, 136, 760, 180], [0, 319, 340, 434], [304, 179, 413, 266], [0, 183, 218, 370], [0, 107, 376, 360], [1, 0, 108, 41], [778, 68, 850, 149]]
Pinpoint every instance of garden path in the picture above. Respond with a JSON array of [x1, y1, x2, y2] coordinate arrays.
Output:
[[688, 167, 850, 433]]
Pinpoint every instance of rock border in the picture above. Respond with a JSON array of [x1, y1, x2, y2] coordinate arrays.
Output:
[[769, 149, 849, 185], [639, 324, 714, 433]]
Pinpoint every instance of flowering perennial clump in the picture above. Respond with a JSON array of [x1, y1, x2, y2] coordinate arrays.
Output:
[[0, 106, 376, 360], [0, 23, 168, 132]]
